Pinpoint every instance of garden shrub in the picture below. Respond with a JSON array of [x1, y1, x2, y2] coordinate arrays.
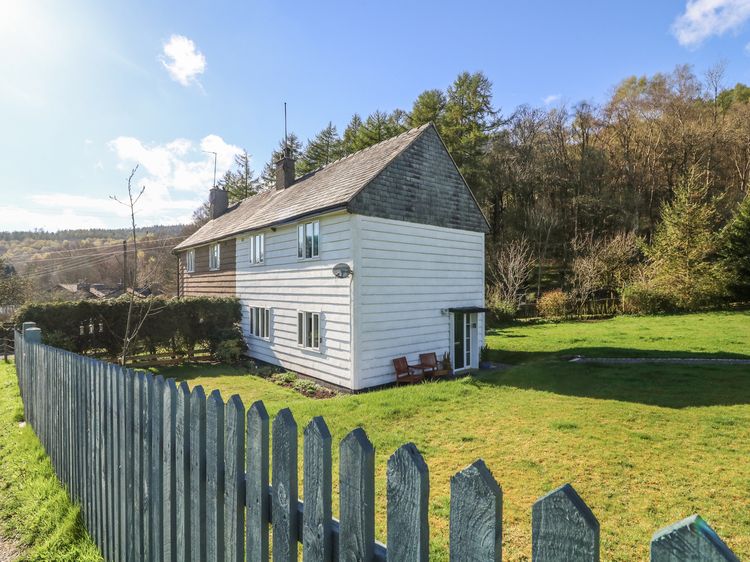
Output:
[[537, 289, 569, 318], [213, 338, 246, 364], [14, 296, 242, 359], [621, 283, 678, 314], [486, 286, 517, 324]]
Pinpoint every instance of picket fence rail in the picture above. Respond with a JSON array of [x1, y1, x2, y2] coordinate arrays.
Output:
[[14, 323, 740, 561]]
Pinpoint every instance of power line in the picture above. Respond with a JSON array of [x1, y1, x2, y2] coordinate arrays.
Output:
[[20, 255, 119, 280], [6, 235, 187, 263]]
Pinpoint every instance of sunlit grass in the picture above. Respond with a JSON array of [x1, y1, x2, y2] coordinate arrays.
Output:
[[485, 310, 750, 364], [3, 310, 748, 560], [160, 310, 750, 560], [0, 361, 101, 562]]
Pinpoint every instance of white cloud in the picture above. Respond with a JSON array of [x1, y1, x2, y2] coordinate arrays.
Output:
[[543, 94, 561, 105], [159, 35, 206, 86], [746, 41, 750, 53], [672, 0, 750, 47], [108, 134, 242, 194], [11, 133, 243, 231]]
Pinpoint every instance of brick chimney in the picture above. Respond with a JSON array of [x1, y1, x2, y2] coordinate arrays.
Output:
[[275, 147, 295, 190], [209, 187, 229, 219]]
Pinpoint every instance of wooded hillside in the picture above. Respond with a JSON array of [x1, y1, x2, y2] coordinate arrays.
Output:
[[0, 226, 187, 301]]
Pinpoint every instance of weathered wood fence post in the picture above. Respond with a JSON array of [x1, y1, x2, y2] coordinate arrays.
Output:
[[449, 459, 502, 562], [532, 483, 599, 561]]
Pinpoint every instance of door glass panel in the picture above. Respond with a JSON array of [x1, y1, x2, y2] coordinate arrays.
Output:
[[465, 314, 472, 367], [454, 313, 465, 370]]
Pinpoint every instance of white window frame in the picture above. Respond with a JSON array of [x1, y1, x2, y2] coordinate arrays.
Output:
[[185, 249, 195, 273], [297, 311, 321, 350], [248, 233, 265, 265], [297, 220, 320, 260], [249, 306, 271, 340], [209, 243, 220, 271]]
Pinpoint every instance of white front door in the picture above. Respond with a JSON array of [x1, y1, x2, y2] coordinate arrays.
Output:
[[453, 312, 475, 371]]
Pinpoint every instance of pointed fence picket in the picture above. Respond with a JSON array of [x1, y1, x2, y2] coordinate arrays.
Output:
[[12, 326, 743, 561]]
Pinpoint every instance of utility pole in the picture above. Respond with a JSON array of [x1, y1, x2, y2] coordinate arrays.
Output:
[[122, 240, 128, 290]]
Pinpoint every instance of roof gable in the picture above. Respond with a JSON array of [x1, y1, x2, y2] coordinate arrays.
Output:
[[347, 125, 489, 233]]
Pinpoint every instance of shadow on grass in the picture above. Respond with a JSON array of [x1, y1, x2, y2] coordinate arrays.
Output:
[[476, 357, 750, 408], [148, 363, 251, 382]]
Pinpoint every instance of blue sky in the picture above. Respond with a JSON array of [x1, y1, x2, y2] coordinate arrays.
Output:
[[2, 0, 750, 231]]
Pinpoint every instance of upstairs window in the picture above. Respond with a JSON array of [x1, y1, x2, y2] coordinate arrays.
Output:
[[297, 221, 320, 259], [249, 306, 271, 339], [297, 311, 320, 349], [248, 233, 264, 265], [185, 249, 195, 273], [209, 243, 220, 271]]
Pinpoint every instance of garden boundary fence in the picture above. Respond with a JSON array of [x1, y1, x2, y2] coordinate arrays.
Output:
[[14, 323, 740, 561]]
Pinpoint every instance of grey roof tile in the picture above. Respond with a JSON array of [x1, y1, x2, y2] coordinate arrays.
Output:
[[175, 124, 431, 250]]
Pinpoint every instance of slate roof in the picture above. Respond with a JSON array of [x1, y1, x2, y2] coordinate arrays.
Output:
[[175, 124, 432, 250], [175, 122, 488, 250]]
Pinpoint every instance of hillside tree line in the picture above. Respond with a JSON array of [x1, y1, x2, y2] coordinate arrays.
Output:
[[213, 63, 750, 316]]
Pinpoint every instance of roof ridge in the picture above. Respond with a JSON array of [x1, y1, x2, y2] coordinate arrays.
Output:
[[174, 123, 435, 251], [292, 122, 431, 183]]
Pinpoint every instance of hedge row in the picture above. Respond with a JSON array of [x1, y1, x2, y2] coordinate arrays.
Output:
[[14, 297, 243, 358]]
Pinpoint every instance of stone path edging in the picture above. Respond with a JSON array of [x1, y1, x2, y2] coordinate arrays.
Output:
[[570, 356, 750, 365]]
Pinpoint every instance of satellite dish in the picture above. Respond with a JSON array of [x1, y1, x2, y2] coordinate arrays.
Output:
[[332, 263, 353, 279]]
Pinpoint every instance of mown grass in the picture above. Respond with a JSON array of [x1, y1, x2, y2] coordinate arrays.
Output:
[[0, 361, 101, 561], [3, 311, 748, 560], [157, 311, 750, 561], [486, 310, 750, 364]]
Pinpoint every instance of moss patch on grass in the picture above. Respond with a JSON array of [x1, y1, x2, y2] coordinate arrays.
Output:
[[0, 361, 100, 562]]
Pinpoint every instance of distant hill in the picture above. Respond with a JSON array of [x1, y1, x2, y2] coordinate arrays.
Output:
[[0, 225, 185, 244], [0, 225, 189, 300]]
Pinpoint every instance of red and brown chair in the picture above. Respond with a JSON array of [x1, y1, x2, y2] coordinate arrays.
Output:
[[393, 356, 423, 385], [417, 352, 440, 377]]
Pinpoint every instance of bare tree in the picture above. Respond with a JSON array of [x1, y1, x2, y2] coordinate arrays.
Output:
[[571, 231, 640, 313], [487, 237, 535, 305], [110, 166, 158, 365]]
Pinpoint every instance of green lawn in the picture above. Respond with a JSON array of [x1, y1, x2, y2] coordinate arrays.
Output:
[[0, 362, 100, 562], [156, 311, 750, 561], [485, 310, 750, 364], [2, 312, 748, 561]]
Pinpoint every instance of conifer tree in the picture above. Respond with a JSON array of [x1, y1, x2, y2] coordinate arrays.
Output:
[[410, 89, 446, 127], [342, 114, 363, 154], [721, 194, 750, 298], [644, 169, 730, 308], [440, 71, 498, 190], [218, 150, 259, 204], [297, 122, 344, 175]]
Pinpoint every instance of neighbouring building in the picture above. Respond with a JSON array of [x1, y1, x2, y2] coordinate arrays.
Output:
[[174, 123, 489, 390]]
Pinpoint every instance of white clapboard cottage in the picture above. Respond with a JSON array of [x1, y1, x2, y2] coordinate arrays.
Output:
[[174, 123, 489, 390]]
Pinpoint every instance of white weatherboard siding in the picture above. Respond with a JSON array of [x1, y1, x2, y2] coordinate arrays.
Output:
[[353, 215, 485, 389], [236, 211, 355, 389]]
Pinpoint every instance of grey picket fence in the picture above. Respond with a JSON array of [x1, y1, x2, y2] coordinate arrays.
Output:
[[14, 323, 741, 561]]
